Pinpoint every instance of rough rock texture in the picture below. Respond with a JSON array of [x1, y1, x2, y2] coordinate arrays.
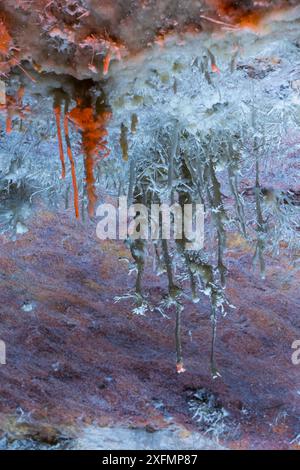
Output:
[[0, 1, 299, 79], [0, 208, 299, 449]]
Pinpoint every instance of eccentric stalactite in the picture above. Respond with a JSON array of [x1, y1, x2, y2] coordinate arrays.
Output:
[[123, 123, 283, 375], [103, 52, 112, 76]]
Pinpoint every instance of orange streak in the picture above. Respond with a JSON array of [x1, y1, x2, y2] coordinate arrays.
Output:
[[6, 114, 12, 133], [64, 114, 79, 219], [211, 63, 220, 74], [238, 12, 263, 31], [103, 52, 112, 76], [68, 105, 112, 217], [54, 105, 66, 179]]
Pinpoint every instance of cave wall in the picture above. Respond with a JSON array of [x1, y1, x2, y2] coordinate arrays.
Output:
[[0, 1, 299, 79]]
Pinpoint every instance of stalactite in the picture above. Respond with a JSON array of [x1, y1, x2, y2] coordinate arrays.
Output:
[[205, 158, 228, 288], [254, 158, 266, 279], [210, 303, 220, 379], [127, 158, 136, 206], [130, 238, 146, 298], [53, 96, 66, 179], [6, 110, 12, 134], [179, 151, 223, 377], [64, 106, 79, 219], [161, 238, 185, 372], [103, 52, 112, 76], [207, 49, 221, 74], [227, 163, 247, 238], [252, 105, 267, 279], [84, 151, 97, 218], [67, 100, 111, 217]]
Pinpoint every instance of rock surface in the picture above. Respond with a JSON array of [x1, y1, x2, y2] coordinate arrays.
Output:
[[0, 1, 299, 79], [0, 0, 300, 451], [0, 209, 299, 449]]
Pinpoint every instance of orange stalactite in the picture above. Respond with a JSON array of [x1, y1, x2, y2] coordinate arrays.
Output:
[[68, 102, 112, 217], [84, 152, 97, 218], [0, 19, 12, 57], [64, 113, 80, 219], [211, 63, 220, 74], [103, 52, 112, 76], [53, 104, 66, 179], [5, 112, 12, 134], [237, 11, 265, 31]]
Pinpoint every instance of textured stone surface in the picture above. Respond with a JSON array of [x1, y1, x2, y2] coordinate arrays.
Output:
[[0, 209, 299, 449], [0, 1, 299, 79]]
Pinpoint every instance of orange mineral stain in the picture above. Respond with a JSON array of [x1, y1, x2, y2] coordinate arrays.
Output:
[[68, 100, 112, 217], [211, 63, 220, 74], [237, 12, 264, 31], [0, 86, 30, 134], [207, 49, 221, 74], [0, 19, 12, 56], [103, 52, 112, 76]]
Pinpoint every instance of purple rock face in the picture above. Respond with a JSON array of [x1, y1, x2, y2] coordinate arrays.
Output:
[[0, 1, 299, 450]]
